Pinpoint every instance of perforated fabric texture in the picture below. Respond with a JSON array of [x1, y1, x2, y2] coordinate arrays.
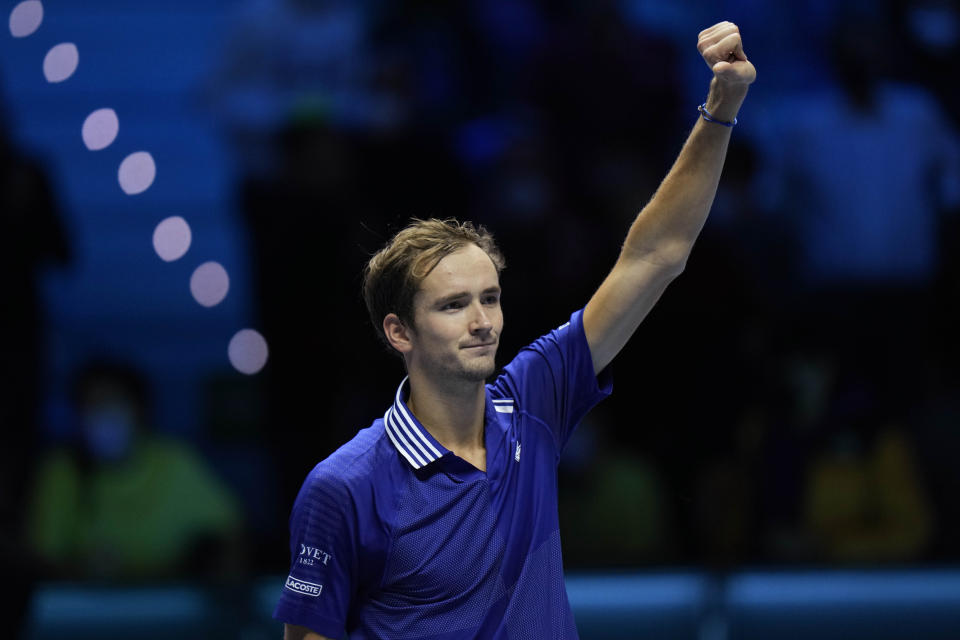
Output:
[[503, 529, 578, 639], [358, 471, 508, 638]]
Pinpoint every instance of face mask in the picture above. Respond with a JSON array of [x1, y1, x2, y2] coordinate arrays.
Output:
[[82, 405, 135, 462]]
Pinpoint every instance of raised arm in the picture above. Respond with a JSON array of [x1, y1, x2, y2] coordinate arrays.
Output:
[[583, 22, 757, 373]]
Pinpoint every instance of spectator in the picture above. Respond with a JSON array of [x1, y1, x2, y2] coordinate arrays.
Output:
[[802, 361, 933, 563], [203, 0, 380, 177], [754, 14, 960, 299], [559, 413, 672, 567], [26, 360, 244, 580]]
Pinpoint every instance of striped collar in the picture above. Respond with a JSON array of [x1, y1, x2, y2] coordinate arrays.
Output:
[[491, 398, 514, 414], [383, 377, 451, 469]]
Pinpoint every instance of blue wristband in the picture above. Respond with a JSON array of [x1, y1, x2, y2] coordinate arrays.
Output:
[[698, 103, 737, 127]]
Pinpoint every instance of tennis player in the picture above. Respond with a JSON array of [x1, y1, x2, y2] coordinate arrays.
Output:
[[275, 21, 756, 640]]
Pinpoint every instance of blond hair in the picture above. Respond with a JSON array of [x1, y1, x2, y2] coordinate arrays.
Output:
[[363, 218, 505, 348]]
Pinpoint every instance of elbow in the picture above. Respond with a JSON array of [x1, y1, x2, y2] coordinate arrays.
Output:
[[666, 254, 688, 278], [652, 251, 689, 280], [657, 238, 692, 276], [621, 237, 691, 278]]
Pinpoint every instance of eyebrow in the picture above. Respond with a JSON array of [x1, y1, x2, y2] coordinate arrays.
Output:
[[433, 286, 501, 307]]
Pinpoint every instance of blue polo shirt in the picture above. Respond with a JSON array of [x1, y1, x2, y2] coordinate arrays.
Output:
[[274, 309, 612, 639]]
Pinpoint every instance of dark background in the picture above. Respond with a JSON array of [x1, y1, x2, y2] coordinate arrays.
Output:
[[2, 0, 960, 637]]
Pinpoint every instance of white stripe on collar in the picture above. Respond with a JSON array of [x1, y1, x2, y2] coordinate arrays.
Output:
[[385, 377, 448, 469], [394, 381, 444, 459], [383, 408, 426, 469]]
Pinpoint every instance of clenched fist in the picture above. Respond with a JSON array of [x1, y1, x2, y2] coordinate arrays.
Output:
[[698, 22, 756, 87]]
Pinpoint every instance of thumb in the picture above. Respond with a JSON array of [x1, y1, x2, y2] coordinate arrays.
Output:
[[712, 59, 756, 84], [712, 60, 734, 75]]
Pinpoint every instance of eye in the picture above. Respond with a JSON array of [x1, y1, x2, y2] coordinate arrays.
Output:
[[483, 294, 500, 305], [441, 300, 464, 310]]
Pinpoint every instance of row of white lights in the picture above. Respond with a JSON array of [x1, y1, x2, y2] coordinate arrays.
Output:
[[10, 1, 268, 374]]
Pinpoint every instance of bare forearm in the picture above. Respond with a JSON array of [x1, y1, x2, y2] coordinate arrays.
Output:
[[622, 79, 748, 267], [582, 22, 756, 372]]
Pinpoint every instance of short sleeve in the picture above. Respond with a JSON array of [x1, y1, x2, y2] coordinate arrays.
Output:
[[492, 308, 613, 455], [273, 465, 359, 639]]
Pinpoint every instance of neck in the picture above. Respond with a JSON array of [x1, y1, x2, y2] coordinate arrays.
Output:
[[405, 369, 486, 455]]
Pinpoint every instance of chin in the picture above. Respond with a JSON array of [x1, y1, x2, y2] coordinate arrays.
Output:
[[459, 358, 497, 382]]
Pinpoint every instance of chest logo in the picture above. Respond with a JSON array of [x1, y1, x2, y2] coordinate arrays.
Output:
[[515, 441, 522, 462]]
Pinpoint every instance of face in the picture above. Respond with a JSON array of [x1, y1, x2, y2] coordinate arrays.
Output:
[[399, 244, 503, 385], [80, 381, 139, 462]]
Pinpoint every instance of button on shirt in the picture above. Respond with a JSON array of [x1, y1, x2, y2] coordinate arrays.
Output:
[[273, 309, 612, 639]]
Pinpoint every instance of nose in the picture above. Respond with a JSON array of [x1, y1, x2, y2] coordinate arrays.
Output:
[[470, 301, 493, 334]]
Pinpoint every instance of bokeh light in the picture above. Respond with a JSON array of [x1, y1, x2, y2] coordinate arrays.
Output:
[[228, 329, 269, 375], [118, 151, 156, 195], [190, 261, 229, 307], [81, 108, 119, 151], [152, 216, 191, 262], [9, 0, 42, 37], [42, 42, 78, 83]]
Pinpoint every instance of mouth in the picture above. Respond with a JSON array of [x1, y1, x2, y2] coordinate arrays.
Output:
[[462, 342, 497, 350]]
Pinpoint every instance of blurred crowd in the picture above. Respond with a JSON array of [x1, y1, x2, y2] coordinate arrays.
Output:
[[3, 2, 960, 621]]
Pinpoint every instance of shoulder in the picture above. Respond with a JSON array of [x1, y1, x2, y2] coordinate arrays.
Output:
[[517, 311, 584, 362], [289, 423, 404, 558], [491, 311, 587, 388], [296, 424, 398, 511]]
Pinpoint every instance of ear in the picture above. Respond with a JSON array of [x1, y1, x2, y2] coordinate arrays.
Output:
[[383, 313, 414, 355]]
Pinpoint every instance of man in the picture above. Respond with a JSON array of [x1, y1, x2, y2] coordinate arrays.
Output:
[[275, 22, 755, 639]]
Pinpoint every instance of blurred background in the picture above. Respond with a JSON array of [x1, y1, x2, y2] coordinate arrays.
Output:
[[2, 0, 960, 638]]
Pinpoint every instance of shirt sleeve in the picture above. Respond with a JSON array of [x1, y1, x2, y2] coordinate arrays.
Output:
[[273, 463, 359, 639], [493, 308, 613, 456]]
